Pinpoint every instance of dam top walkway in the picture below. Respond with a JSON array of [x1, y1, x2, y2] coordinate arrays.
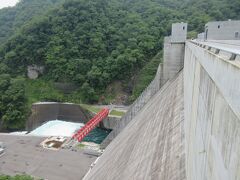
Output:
[[192, 40, 240, 63], [196, 40, 240, 53]]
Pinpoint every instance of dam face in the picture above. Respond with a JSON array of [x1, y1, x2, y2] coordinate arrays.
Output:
[[85, 71, 185, 180]]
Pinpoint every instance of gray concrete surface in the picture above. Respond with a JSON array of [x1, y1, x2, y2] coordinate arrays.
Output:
[[99, 116, 119, 130], [184, 40, 240, 180], [162, 36, 185, 85], [195, 40, 240, 56], [205, 20, 240, 40], [171, 22, 187, 43], [0, 134, 96, 180], [85, 72, 185, 180]]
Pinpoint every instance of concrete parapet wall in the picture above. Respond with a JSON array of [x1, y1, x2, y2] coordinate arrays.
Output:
[[205, 20, 240, 40], [184, 41, 240, 180], [171, 22, 187, 43]]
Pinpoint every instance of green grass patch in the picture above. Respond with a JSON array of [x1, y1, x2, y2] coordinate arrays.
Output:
[[109, 110, 125, 117], [80, 104, 101, 113], [78, 143, 86, 149], [0, 174, 34, 180]]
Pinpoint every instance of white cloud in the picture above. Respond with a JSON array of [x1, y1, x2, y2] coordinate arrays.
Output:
[[0, 0, 19, 9]]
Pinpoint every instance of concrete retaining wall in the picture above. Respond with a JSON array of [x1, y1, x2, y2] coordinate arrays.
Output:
[[99, 116, 119, 130], [184, 41, 240, 180], [27, 103, 91, 131], [27, 103, 119, 131]]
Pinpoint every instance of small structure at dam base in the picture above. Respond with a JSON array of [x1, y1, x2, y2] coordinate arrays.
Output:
[[41, 136, 67, 150]]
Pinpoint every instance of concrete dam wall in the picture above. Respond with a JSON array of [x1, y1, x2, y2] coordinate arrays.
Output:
[[27, 103, 91, 131], [85, 71, 185, 180], [85, 21, 240, 180], [184, 41, 240, 180]]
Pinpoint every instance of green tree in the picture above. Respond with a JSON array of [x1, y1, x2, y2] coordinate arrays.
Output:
[[0, 75, 27, 130], [81, 82, 98, 103]]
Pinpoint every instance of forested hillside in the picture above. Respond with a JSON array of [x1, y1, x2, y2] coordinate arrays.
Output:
[[0, 0, 239, 130], [0, 0, 64, 44]]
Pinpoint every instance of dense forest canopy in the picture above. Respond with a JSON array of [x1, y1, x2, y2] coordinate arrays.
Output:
[[0, 0, 239, 130], [0, 0, 64, 44]]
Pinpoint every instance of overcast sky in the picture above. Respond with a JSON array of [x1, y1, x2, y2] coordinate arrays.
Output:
[[0, 0, 19, 9]]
